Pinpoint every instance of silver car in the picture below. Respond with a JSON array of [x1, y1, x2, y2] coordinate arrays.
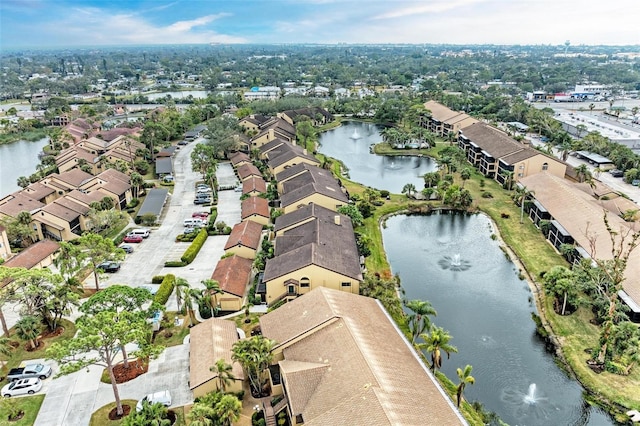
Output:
[[2, 378, 43, 397]]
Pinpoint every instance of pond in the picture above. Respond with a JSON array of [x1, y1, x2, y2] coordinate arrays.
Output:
[[382, 212, 613, 426], [0, 137, 49, 197], [317, 121, 437, 194]]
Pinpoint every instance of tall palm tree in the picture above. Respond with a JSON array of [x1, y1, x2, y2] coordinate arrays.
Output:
[[209, 358, 235, 392], [404, 299, 437, 344], [175, 278, 191, 314], [514, 185, 534, 224], [201, 279, 223, 315], [184, 288, 201, 327], [418, 326, 458, 373], [187, 404, 215, 426], [574, 164, 591, 183], [456, 364, 475, 407]]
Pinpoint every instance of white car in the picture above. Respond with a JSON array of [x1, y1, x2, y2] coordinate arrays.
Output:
[[2, 378, 43, 397], [136, 390, 172, 411]]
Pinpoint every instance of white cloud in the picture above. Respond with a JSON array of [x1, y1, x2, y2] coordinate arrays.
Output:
[[372, 0, 487, 20], [45, 7, 246, 45]]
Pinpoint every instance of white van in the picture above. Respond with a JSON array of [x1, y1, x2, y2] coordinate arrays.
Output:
[[136, 390, 171, 412], [128, 229, 150, 238], [183, 218, 205, 227]]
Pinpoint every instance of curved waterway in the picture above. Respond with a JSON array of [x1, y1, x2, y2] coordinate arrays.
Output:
[[382, 212, 613, 425], [0, 137, 49, 197], [317, 121, 437, 193], [317, 122, 614, 424]]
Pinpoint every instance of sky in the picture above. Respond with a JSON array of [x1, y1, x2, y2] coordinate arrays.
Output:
[[1, 0, 639, 49]]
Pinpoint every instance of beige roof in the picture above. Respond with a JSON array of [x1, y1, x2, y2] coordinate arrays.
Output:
[[211, 255, 253, 298], [259, 287, 466, 425], [22, 182, 56, 201], [0, 193, 45, 217], [189, 318, 244, 390], [424, 100, 469, 123], [520, 172, 640, 304]]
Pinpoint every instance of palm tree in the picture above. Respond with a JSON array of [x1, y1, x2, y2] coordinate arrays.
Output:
[[404, 299, 437, 345], [184, 288, 201, 327], [15, 315, 40, 350], [0, 336, 12, 357], [460, 168, 471, 187], [175, 278, 191, 314], [209, 358, 235, 392], [402, 183, 416, 198], [514, 185, 534, 224], [187, 404, 215, 426], [232, 336, 275, 397], [456, 364, 475, 407], [418, 326, 458, 373], [201, 279, 223, 315], [574, 164, 591, 183], [214, 394, 242, 426]]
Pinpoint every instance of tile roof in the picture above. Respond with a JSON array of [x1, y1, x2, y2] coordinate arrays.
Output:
[[41, 201, 81, 221], [189, 318, 244, 390], [241, 197, 270, 220], [259, 288, 467, 426], [53, 169, 94, 187], [3, 240, 60, 269], [236, 163, 262, 180], [265, 144, 320, 170], [263, 213, 361, 282], [274, 203, 341, 234], [224, 220, 263, 251], [424, 100, 469, 123], [0, 193, 45, 217], [211, 255, 253, 298], [229, 152, 251, 166], [242, 176, 267, 194], [280, 166, 348, 208], [258, 138, 289, 157], [22, 182, 56, 201], [519, 172, 640, 305]]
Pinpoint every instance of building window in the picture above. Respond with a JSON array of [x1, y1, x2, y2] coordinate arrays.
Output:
[[542, 162, 549, 171], [341, 282, 351, 287], [300, 277, 310, 288], [518, 173, 523, 177]]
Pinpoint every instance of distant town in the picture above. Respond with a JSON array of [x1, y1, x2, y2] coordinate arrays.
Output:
[[1, 44, 640, 426]]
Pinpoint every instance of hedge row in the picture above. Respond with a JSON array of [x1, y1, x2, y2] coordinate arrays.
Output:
[[154, 274, 175, 306], [181, 228, 208, 264]]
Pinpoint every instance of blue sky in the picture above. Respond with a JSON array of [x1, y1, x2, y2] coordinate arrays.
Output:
[[1, 0, 638, 48]]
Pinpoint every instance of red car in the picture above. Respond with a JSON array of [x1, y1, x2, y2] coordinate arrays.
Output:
[[123, 234, 143, 243], [192, 211, 209, 219]]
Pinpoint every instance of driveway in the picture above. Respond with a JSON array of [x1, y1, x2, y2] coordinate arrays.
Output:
[[33, 140, 242, 424], [35, 345, 191, 426]]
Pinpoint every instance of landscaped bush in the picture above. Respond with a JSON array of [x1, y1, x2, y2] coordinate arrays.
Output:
[[151, 275, 165, 284], [164, 260, 187, 267], [127, 198, 139, 208], [176, 232, 199, 242], [180, 229, 208, 264], [154, 274, 176, 306]]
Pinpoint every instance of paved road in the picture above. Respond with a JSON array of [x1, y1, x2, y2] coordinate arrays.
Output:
[[28, 139, 242, 425]]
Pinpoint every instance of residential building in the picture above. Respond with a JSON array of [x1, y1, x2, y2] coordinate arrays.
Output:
[[211, 255, 254, 312], [189, 318, 245, 397], [229, 152, 252, 169], [250, 117, 296, 149], [224, 220, 263, 260], [262, 142, 320, 176], [519, 172, 640, 322], [277, 164, 348, 214], [0, 225, 11, 261], [278, 107, 333, 126], [422, 100, 478, 138], [241, 197, 270, 226], [241, 176, 267, 197], [261, 209, 361, 305], [259, 287, 467, 425], [238, 114, 269, 134], [458, 122, 566, 186], [2, 240, 60, 270]]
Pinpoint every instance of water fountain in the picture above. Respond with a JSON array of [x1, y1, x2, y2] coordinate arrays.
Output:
[[438, 253, 472, 271], [524, 383, 538, 404], [350, 128, 361, 139]]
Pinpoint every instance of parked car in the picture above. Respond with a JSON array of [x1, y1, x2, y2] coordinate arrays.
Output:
[[2, 378, 43, 397], [194, 196, 212, 205], [184, 218, 206, 227], [192, 211, 209, 219], [177, 140, 189, 145], [128, 229, 150, 238], [123, 234, 144, 243], [136, 390, 172, 412], [163, 174, 174, 183], [234, 186, 243, 192], [609, 169, 624, 177], [119, 243, 134, 254], [7, 363, 52, 381], [97, 261, 120, 273]]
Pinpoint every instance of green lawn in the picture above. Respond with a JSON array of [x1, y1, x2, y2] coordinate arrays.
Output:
[[0, 394, 45, 425]]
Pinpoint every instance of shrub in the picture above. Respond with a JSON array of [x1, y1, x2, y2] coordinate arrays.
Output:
[[164, 260, 186, 267], [127, 198, 139, 208], [154, 274, 175, 305], [134, 216, 142, 224], [481, 191, 493, 198], [151, 275, 165, 284], [379, 190, 390, 198], [181, 229, 208, 264], [176, 232, 198, 242]]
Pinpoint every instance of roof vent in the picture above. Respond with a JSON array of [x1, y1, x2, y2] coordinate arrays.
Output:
[[334, 215, 341, 226]]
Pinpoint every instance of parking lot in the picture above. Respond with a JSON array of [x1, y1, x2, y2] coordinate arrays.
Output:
[[30, 139, 242, 425]]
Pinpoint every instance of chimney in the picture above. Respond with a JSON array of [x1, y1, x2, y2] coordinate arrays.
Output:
[[303, 148, 308, 155], [334, 215, 341, 226]]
